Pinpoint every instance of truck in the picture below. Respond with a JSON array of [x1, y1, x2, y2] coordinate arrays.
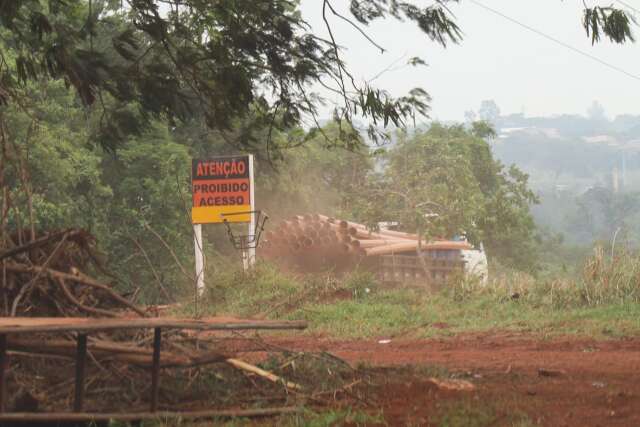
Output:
[[379, 238, 488, 285]]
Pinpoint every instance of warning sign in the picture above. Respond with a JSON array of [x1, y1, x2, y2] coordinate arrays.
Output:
[[191, 155, 253, 224]]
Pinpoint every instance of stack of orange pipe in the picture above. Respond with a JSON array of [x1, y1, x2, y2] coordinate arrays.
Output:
[[259, 214, 433, 272]]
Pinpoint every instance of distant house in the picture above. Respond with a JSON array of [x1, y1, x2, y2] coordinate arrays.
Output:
[[497, 127, 561, 140], [582, 135, 619, 146]]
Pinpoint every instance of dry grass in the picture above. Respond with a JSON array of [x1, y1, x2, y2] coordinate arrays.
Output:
[[452, 246, 640, 309]]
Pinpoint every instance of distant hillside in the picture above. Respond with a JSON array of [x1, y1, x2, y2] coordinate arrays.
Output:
[[489, 113, 640, 193], [482, 110, 640, 246]]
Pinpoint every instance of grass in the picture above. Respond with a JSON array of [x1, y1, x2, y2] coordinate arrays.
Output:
[[435, 400, 498, 427], [175, 248, 640, 339], [287, 291, 640, 339], [432, 399, 536, 427], [134, 408, 384, 427]]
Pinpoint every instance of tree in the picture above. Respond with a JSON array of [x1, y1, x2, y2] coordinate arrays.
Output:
[[0, 1, 634, 151], [1, 80, 112, 236], [390, 128, 484, 237], [353, 123, 539, 271], [587, 100, 607, 121], [477, 164, 539, 271], [478, 100, 501, 124], [464, 110, 477, 124], [99, 122, 193, 301], [0, 0, 457, 151], [565, 187, 640, 246]]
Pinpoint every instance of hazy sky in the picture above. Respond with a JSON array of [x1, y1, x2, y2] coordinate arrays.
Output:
[[299, 0, 640, 122]]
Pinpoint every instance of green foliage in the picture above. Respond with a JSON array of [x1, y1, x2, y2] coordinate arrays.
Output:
[[198, 408, 384, 427], [0, 0, 460, 150], [197, 262, 302, 317], [583, 6, 635, 44], [0, 1, 634, 150], [433, 400, 534, 427], [351, 123, 539, 271], [381, 125, 485, 239], [99, 123, 193, 301], [451, 246, 640, 309], [0, 79, 197, 302], [470, 120, 497, 139], [2, 80, 111, 232], [563, 187, 640, 246]]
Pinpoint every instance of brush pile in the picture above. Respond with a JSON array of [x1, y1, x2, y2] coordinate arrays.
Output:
[[0, 228, 144, 318], [0, 229, 316, 417], [260, 214, 422, 272]]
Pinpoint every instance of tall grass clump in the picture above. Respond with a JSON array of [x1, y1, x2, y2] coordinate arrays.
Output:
[[179, 260, 382, 318], [448, 246, 640, 309], [196, 261, 303, 316], [578, 247, 640, 305]]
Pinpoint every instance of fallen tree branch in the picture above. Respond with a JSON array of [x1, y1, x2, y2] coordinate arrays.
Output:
[[10, 232, 69, 316], [71, 270, 147, 317], [129, 237, 174, 303], [164, 339, 302, 389], [0, 229, 82, 262], [54, 277, 119, 318], [143, 223, 193, 282], [5, 263, 146, 317], [226, 358, 303, 391]]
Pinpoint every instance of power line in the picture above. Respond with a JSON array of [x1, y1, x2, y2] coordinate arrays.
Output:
[[468, 0, 640, 83]]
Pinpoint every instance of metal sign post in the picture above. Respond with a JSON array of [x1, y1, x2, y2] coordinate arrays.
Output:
[[222, 210, 268, 273], [193, 224, 205, 297], [248, 155, 256, 270]]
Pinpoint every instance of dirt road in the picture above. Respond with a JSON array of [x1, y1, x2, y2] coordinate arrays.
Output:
[[263, 333, 640, 426]]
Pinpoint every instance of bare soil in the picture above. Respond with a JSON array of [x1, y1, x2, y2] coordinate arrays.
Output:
[[251, 333, 640, 426]]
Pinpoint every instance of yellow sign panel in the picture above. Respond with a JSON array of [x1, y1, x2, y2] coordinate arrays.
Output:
[[191, 156, 253, 224], [191, 206, 251, 224]]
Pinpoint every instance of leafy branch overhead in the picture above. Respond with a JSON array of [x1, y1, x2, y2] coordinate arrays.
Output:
[[583, 6, 636, 44], [0, 0, 635, 151]]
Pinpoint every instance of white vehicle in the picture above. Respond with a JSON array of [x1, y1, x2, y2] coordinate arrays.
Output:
[[461, 244, 489, 284]]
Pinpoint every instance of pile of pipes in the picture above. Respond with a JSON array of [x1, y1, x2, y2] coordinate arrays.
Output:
[[260, 214, 421, 272]]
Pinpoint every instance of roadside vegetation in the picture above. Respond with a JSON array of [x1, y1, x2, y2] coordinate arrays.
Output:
[[183, 246, 640, 339]]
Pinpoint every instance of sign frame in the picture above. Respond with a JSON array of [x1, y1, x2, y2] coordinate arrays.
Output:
[[191, 155, 253, 225], [191, 155, 255, 297]]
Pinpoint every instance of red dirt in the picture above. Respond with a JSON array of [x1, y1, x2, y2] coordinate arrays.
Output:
[[255, 334, 640, 426]]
